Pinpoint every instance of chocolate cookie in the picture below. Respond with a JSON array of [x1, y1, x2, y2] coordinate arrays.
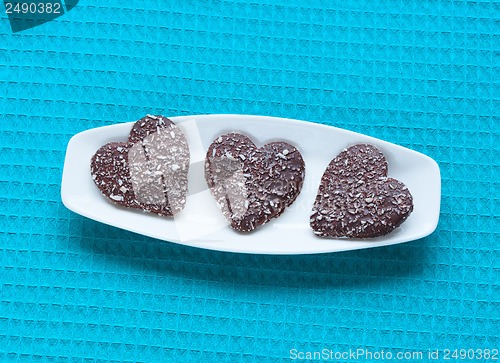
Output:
[[310, 144, 413, 238], [91, 115, 189, 216], [205, 133, 305, 232]]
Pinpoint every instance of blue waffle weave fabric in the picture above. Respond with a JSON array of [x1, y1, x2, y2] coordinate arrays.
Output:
[[0, 1, 499, 362]]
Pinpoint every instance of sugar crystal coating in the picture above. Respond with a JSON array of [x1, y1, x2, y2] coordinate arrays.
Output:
[[205, 132, 305, 232], [310, 144, 413, 238], [90, 115, 189, 216]]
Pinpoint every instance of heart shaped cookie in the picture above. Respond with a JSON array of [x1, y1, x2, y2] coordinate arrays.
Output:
[[205, 133, 305, 232], [310, 144, 413, 238], [91, 115, 189, 216]]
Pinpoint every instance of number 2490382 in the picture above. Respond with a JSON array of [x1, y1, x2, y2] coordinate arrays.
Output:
[[5, 2, 61, 14]]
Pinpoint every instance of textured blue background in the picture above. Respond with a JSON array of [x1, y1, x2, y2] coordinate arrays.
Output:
[[0, 0, 499, 362]]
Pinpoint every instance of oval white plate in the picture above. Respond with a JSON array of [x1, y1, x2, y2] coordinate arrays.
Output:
[[61, 114, 440, 255]]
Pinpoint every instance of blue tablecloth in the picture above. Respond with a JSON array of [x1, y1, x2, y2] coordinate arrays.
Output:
[[0, 1, 498, 361]]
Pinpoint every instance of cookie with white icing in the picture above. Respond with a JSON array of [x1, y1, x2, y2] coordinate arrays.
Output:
[[310, 144, 413, 238], [205, 132, 305, 232], [91, 115, 189, 216]]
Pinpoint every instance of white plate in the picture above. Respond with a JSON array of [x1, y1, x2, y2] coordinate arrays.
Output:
[[61, 114, 440, 255]]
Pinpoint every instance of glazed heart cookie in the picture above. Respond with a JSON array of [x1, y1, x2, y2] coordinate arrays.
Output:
[[91, 115, 189, 216], [310, 144, 413, 238], [205, 132, 305, 232]]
